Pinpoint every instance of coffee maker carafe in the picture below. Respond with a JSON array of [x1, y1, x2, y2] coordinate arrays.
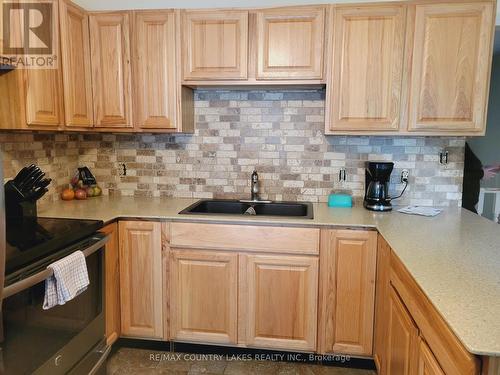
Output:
[[364, 161, 394, 212]]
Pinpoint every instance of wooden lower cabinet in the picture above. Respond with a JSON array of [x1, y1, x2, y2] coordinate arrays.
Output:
[[376, 237, 482, 375], [386, 285, 419, 375], [169, 249, 238, 344], [168, 248, 319, 351], [100, 223, 121, 345], [374, 235, 391, 372], [112, 220, 484, 375], [167, 222, 320, 350], [418, 337, 445, 375], [119, 221, 164, 339], [240, 254, 318, 351], [318, 229, 377, 356]]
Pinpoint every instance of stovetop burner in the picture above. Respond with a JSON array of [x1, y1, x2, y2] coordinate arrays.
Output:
[[5, 217, 103, 277]]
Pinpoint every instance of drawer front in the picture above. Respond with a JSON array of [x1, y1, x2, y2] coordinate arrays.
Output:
[[170, 222, 320, 255]]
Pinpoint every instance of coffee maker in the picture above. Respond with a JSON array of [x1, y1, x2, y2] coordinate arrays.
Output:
[[364, 161, 394, 212]]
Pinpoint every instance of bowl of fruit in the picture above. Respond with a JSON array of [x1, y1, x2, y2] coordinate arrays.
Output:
[[61, 167, 102, 201]]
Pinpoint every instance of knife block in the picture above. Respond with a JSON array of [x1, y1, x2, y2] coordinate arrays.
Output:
[[4, 180, 38, 227]]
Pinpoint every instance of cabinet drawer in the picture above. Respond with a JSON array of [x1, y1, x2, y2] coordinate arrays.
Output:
[[170, 223, 320, 254]]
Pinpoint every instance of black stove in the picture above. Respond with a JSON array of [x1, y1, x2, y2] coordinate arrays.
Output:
[[5, 217, 103, 281]]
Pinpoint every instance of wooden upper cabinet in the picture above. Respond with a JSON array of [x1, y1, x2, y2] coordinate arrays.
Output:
[[255, 7, 325, 80], [22, 0, 63, 129], [133, 11, 177, 130], [326, 5, 406, 133], [24, 69, 64, 128], [59, 0, 93, 128], [182, 10, 248, 80], [170, 250, 238, 344], [240, 254, 318, 352], [0, 0, 63, 130], [407, 2, 494, 133], [21, 1, 64, 129], [89, 12, 133, 128], [318, 229, 378, 356], [386, 286, 419, 375], [119, 221, 163, 339]]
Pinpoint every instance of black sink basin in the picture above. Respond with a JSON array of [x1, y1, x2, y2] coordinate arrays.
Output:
[[179, 199, 313, 219]]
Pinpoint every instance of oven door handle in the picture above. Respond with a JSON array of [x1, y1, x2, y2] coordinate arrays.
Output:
[[2, 235, 109, 299]]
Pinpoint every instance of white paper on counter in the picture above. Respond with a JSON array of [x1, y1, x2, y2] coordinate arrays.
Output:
[[397, 206, 442, 217]]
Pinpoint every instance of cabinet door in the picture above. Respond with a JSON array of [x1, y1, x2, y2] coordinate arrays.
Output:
[[100, 223, 120, 345], [374, 236, 391, 373], [386, 286, 419, 375], [240, 254, 318, 351], [170, 250, 238, 344], [418, 338, 445, 375], [24, 68, 64, 128], [21, 0, 63, 129], [318, 229, 377, 356], [390, 251, 481, 375], [59, 0, 93, 128], [89, 12, 133, 128], [133, 11, 177, 130], [326, 5, 405, 132], [119, 221, 163, 339], [407, 2, 494, 133], [182, 10, 248, 80], [256, 7, 325, 80]]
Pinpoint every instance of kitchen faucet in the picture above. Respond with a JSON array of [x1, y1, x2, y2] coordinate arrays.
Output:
[[240, 170, 271, 204], [251, 170, 260, 201]]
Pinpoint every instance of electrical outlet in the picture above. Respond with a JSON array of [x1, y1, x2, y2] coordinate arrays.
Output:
[[439, 150, 449, 165], [339, 168, 347, 182], [401, 169, 409, 183], [119, 163, 127, 176]]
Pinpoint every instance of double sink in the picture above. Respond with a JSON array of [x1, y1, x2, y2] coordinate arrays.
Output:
[[179, 199, 314, 219]]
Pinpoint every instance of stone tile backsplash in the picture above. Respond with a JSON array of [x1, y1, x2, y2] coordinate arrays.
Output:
[[1, 89, 465, 207], [1, 132, 79, 208]]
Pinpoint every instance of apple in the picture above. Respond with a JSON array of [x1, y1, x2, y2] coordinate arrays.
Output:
[[61, 188, 75, 201], [74, 189, 87, 200], [86, 186, 95, 197]]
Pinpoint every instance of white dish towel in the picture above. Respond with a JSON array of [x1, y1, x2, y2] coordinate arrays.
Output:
[[43, 250, 90, 310]]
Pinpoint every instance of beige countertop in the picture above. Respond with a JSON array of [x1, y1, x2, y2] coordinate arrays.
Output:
[[39, 196, 500, 357]]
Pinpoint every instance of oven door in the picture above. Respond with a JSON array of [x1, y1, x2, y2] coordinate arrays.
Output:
[[0, 235, 108, 375]]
